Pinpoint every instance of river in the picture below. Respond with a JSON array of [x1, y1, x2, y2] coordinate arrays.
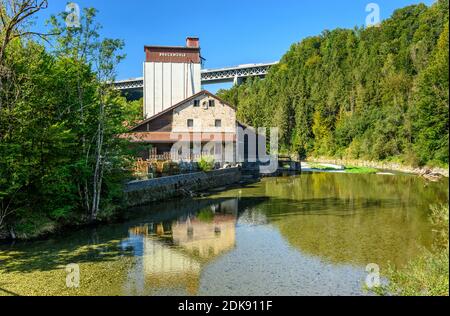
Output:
[[0, 172, 448, 296]]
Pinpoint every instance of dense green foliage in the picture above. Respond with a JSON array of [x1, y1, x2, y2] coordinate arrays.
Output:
[[198, 155, 215, 172], [218, 1, 449, 167], [0, 7, 140, 238]]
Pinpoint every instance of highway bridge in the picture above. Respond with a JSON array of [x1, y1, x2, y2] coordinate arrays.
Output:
[[201, 61, 278, 85], [113, 61, 278, 98]]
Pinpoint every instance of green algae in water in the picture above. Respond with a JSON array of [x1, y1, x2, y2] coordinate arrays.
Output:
[[0, 173, 448, 296]]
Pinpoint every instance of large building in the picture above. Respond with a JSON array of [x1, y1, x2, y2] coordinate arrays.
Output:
[[128, 90, 238, 163], [143, 37, 202, 118], [127, 38, 264, 164]]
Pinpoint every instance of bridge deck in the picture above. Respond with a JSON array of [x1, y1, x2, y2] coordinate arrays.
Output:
[[113, 61, 279, 90]]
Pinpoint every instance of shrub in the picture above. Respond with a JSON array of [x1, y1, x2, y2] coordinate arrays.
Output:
[[198, 156, 215, 172], [374, 204, 449, 296]]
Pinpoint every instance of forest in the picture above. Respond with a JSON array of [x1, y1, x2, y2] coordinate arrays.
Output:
[[0, 2, 141, 238], [218, 0, 449, 168]]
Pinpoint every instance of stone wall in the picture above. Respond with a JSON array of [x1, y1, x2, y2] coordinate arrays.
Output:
[[124, 167, 241, 207]]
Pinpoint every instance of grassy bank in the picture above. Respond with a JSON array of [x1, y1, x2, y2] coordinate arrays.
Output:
[[307, 157, 449, 177], [375, 204, 449, 296], [344, 166, 379, 174], [306, 162, 379, 174]]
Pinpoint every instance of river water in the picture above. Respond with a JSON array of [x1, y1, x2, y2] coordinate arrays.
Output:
[[0, 172, 448, 296]]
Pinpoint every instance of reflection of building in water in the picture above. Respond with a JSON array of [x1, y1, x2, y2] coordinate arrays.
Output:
[[172, 214, 236, 259], [238, 208, 268, 226], [143, 238, 201, 295], [123, 199, 237, 295], [172, 199, 237, 260]]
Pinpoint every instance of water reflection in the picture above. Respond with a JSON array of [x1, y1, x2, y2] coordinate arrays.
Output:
[[121, 199, 238, 295], [212, 174, 449, 268], [0, 173, 447, 296]]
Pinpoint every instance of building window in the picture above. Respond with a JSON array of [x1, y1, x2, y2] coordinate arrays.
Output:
[[187, 119, 194, 128], [193, 100, 200, 107], [209, 99, 215, 107], [215, 119, 222, 128]]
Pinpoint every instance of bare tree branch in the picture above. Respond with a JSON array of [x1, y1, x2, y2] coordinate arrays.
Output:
[[0, 0, 49, 64], [0, 0, 50, 112], [10, 30, 60, 44]]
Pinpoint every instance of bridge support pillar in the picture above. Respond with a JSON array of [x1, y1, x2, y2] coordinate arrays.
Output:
[[233, 76, 244, 86]]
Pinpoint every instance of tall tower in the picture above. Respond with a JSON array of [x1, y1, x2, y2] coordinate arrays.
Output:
[[143, 37, 202, 118]]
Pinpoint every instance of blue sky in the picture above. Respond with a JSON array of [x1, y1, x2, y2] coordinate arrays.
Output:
[[34, 0, 435, 92]]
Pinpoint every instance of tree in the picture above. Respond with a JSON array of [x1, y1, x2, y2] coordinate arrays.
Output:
[[0, 0, 51, 231], [49, 8, 127, 221], [0, 5, 134, 237], [411, 23, 449, 166], [218, 0, 449, 167], [0, 0, 52, 112]]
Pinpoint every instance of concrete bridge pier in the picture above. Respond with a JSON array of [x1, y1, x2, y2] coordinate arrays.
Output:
[[233, 76, 244, 86]]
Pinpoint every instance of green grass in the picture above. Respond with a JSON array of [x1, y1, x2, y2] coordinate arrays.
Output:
[[308, 163, 339, 171], [344, 166, 378, 174], [373, 204, 449, 296], [377, 249, 449, 296], [308, 163, 378, 174]]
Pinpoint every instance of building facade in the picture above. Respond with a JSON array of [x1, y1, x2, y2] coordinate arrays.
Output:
[[128, 90, 238, 163], [143, 37, 202, 118], [127, 38, 265, 165]]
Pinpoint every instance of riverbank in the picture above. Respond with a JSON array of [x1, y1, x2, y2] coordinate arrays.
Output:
[[302, 162, 382, 175], [2, 159, 446, 242], [125, 168, 243, 207], [306, 157, 449, 178], [0, 168, 248, 242], [373, 204, 449, 296]]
